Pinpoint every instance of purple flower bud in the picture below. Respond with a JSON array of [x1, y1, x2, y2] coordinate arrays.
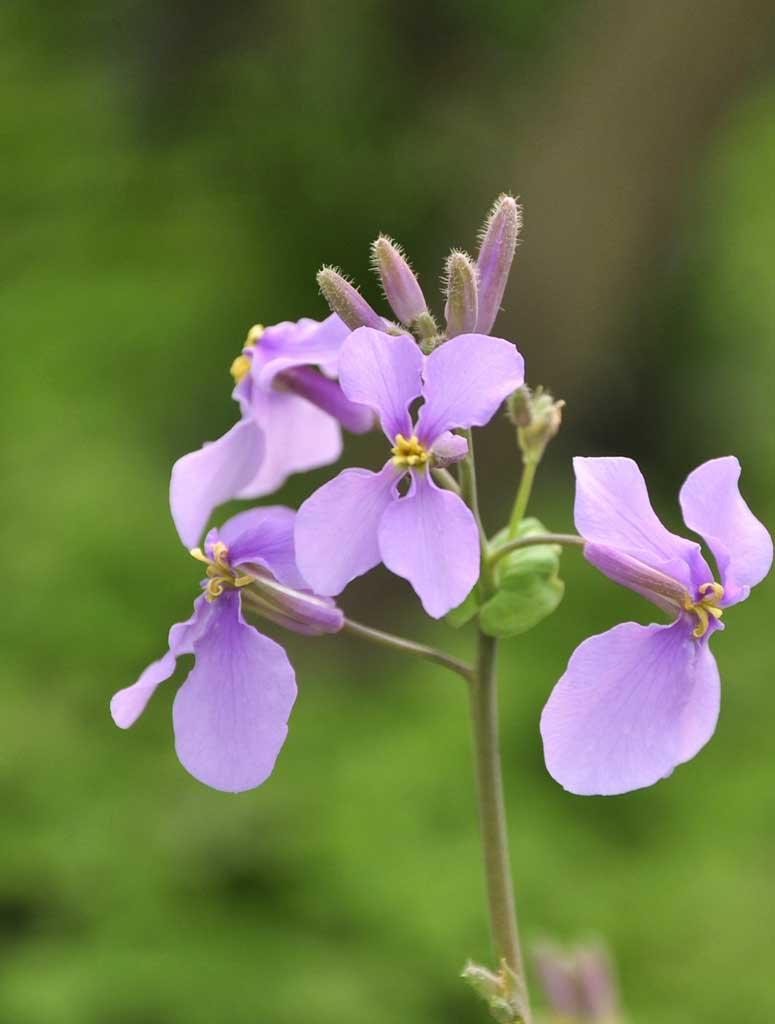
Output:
[[317, 266, 386, 332], [534, 942, 621, 1022], [444, 249, 478, 338], [371, 235, 428, 326], [476, 193, 521, 335], [246, 570, 344, 636]]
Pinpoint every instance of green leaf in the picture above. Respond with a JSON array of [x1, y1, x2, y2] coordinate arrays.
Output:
[[445, 582, 480, 628]]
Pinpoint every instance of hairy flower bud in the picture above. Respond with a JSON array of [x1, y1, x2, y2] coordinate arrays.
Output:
[[476, 194, 521, 335], [509, 385, 564, 464], [317, 266, 385, 332], [371, 235, 428, 327], [444, 249, 479, 338], [462, 960, 529, 1023]]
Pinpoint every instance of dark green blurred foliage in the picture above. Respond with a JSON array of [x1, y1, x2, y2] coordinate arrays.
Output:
[[2, 2, 774, 1022]]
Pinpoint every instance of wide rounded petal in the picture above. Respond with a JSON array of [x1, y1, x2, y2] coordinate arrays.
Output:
[[218, 505, 306, 589], [679, 456, 773, 606], [415, 334, 524, 443], [111, 595, 213, 728], [170, 419, 264, 549], [173, 592, 297, 793], [237, 391, 342, 498], [378, 473, 480, 618], [573, 457, 712, 594], [294, 461, 398, 595], [257, 314, 350, 384], [337, 328, 424, 441], [540, 621, 720, 796]]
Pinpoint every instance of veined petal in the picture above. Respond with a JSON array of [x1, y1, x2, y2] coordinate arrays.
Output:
[[337, 328, 424, 441], [679, 456, 773, 607], [277, 366, 374, 434], [378, 473, 480, 618], [111, 595, 212, 728], [573, 457, 712, 594], [540, 620, 721, 796], [415, 334, 524, 443], [170, 419, 265, 549], [257, 314, 350, 383], [295, 460, 398, 595], [237, 391, 342, 498], [173, 592, 297, 793], [218, 506, 306, 590]]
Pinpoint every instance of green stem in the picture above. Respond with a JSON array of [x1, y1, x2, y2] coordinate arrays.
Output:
[[469, 629, 531, 1020], [459, 430, 490, 556], [488, 532, 584, 568], [340, 617, 473, 683], [508, 459, 538, 538]]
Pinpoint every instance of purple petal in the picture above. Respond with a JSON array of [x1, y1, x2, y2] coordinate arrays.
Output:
[[257, 314, 350, 383], [431, 430, 469, 468], [573, 457, 712, 594], [111, 595, 212, 728], [679, 456, 773, 606], [170, 419, 264, 549], [295, 460, 398, 595], [337, 328, 424, 440], [217, 505, 306, 589], [378, 473, 480, 618], [475, 194, 520, 336], [237, 391, 342, 498], [415, 334, 524, 443], [173, 592, 297, 793], [583, 543, 689, 617], [278, 366, 374, 434], [540, 620, 721, 795]]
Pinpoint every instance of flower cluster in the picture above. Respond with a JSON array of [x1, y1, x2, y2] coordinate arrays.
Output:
[[114, 193, 771, 807]]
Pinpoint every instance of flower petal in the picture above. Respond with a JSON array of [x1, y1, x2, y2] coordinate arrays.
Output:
[[173, 592, 297, 793], [679, 456, 773, 606], [277, 366, 374, 434], [378, 473, 480, 618], [415, 334, 524, 443], [573, 457, 712, 594], [540, 620, 720, 796], [170, 419, 264, 549], [217, 506, 306, 589], [337, 328, 424, 440], [295, 460, 398, 595], [111, 595, 212, 728], [431, 430, 469, 468], [237, 391, 342, 498], [257, 314, 350, 384]]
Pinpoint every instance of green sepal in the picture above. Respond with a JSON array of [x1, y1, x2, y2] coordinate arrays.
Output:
[[479, 519, 565, 638]]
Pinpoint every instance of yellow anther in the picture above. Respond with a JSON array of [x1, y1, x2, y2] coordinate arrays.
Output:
[[684, 581, 724, 639], [391, 433, 429, 469], [190, 544, 254, 602], [229, 324, 264, 384]]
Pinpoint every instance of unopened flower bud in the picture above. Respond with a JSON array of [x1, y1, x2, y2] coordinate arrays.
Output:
[[511, 385, 564, 464], [476, 194, 521, 335], [534, 942, 620, 1023], [247, 571, 344, 636], [371, 235, 428, 326], [462, 960, 528, 1023], [317, 266, 385, 332], [444, 249, 479, 338]]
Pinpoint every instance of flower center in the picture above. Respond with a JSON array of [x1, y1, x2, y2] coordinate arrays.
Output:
[[190, 541, 254, 602], [683, 581, 724, 639], [391, 433, 429, 470], [229, 323, 264, 384]]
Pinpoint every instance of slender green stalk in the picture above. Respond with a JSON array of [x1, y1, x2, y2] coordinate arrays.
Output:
[[488, 532, 584, 568], [459, 430, 490, 555], [469, 629, 531, 1021], [507, 458, 538, 538], [341, 617, 473, 682]]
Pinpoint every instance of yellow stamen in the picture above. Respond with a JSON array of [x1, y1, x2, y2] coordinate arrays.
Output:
[[229, 324, 265, 383], [683, 581, 724, 639], [189, 543, 254, 602], [391, 433, 429, 469]]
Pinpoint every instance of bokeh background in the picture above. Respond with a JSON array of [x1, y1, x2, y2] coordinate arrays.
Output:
[[3, 2, 774, 1021]]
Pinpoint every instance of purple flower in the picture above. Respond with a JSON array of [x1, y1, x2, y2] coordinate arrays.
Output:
[[294, 328, 525, 617], [169, 315, 374, 548], [111, 507, 342, 793], [541, 456, 772, 796]]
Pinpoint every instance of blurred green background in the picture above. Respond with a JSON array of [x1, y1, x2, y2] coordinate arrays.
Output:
[[2, 2, 774, 1021]]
